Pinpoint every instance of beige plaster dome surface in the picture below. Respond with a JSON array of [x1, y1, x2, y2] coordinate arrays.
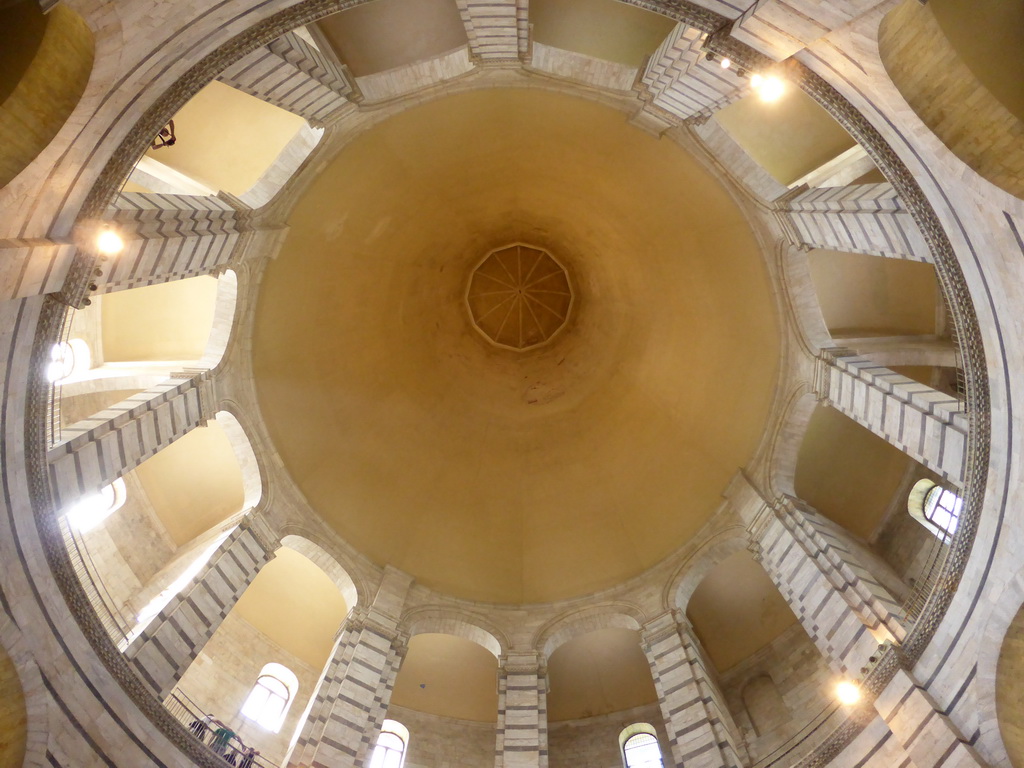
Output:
[[253, 88, 780, 604]]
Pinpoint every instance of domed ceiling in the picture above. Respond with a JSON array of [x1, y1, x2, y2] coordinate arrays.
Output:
[[253, 88, 779, 603]]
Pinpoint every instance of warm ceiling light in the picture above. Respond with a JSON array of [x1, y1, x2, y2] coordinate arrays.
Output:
[[749, 73, 763, 89], [720, 57, 732, 69], [835, 680, 861, 706], [757, 75, 785, 102], [96, 228, 124, 255]]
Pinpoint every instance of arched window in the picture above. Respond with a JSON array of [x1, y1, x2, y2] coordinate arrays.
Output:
[[619, 724, 665, 768], [47, 338, 91, 383], [66, 477, 126, 532], [908, 479, 962, 540], [240, 663, 298, 732], [369, 719, 409, 768]]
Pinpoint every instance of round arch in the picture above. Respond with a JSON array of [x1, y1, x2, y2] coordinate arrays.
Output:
[[976, 565, 1024, 768], [878, 0, 1024, 199], [0, 616, 47, 768], [214, 408, 264, 512], [535, 604, 646, 660], [0, 2, 94, 188], [399, 607, 507, 659], [279, 532, 363, 610], [767, 388, 819, 500], [668, 528, 751, 615]]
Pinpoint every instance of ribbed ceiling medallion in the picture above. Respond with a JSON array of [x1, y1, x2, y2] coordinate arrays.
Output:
[[466, 244, 572, 350]]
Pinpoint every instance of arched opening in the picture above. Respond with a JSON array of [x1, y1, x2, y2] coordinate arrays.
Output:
[[879, 0, 1024, 198], [241, 662, 300, 732], [806, 251, 940, 340], [100, 274, 221, 363], [0, 639, 28, 767], [173, 547, 349, 763], [794, 404, 931, 605], [714, 87, 882, 187], [998, 600, 1024, 767], [742, 674, 788, 738], [0, 0, 94, 187], [369, 719, 410, 768], [128, 80, 306, 198], [384, 632, 498, 764], [686, 549, 831, 763], [619, 723, 666, 768], [69, 420, 246, 644], [547, 628, 664, 767]]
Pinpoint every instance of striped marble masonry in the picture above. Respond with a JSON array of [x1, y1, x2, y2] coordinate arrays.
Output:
[[642, 612, 744, 768], [125, 516, 278, 698], [287, 569, 413, 768], [218, 31, 357, 125], [818, 351, 968, 486], [641, 24, 748, 122], [875, 668, 985, 768], [774, 183, 932, 262], [752, 497, 902, 675], [47, 373, 213, 511], [731, 0, 884, 59], [98, 192, 245, 293], [455, 0, 529, 63], [0, 239, 76, 300], [495, 651, 548, 768]]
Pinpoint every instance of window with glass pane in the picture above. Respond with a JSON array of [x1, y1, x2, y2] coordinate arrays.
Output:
[[623, 732, 664, 768], [241, 675, 290, 730], [368, 731, 406, 768], [923, 486, 962, 538]]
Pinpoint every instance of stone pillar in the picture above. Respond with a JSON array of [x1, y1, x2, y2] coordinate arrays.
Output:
[[286, 567, 412, 768], [96, 192, 262, 293], [750, 496, 905, 675], [832, 335, 958, 370], [773, 183, 932, 262], [816, 349, 968, 486], [217, 31, 359, 125], [455, 0, 530, 64], [495, 651, 548, 768], [642, 612, 744, 768], [874, 667, 985, 768], [47, 372, 214, 511], [124, 513, 279, 698], [640, 23, 747, 123]]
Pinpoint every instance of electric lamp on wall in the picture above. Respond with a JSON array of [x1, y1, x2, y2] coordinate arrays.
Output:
[[835, 679, 862, 706]]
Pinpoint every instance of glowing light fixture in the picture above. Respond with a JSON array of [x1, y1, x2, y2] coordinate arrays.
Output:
[[756, 75, 785, 102], [720, 57, 732, 69], [750, 73, 763, 88], [96, 228, 124, 256], [835, 680, 862, 706]]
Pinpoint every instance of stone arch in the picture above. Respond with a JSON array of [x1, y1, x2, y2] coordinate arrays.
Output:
[[535, 604, 646, 660], [213, 408, 264, 513], [767, 388, 818, 499], [0, 1, 95, 188], [976, 565, 1024, 768], [199, 269, 239, 370], [0, 616, 48, 768], [399, 607, 507, 659], [279, 533, 363, 610], [878, 0, 1024, 199], [740, 673, 788, 737], [668, 527, 751, 615]]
